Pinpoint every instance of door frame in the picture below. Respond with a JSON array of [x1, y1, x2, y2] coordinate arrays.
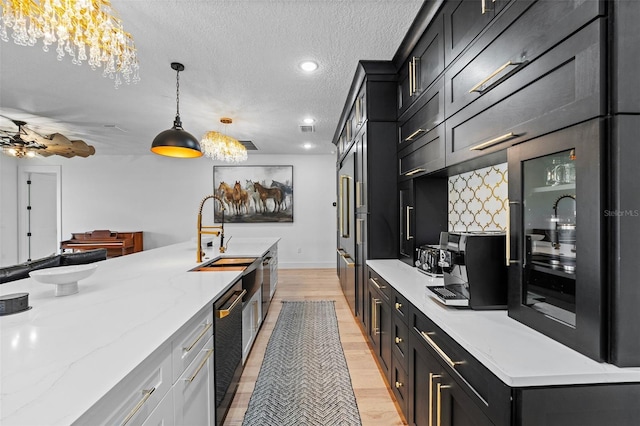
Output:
[[17, 165, 62, 262]]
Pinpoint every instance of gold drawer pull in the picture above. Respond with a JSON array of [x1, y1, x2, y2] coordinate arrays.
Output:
[[185, 349, 214, 383], [469, 60, 522, 93], [183, 322, 212, 352], [405, 128, 426, 141], [419, 329, 462, 369], [395, 337, 403, 344], [395, 302, 402, 310], [121, 387, 155, 425], [395, 381, 404, 389], [437, 383, 451, 426], [406, 206, 414, 239], [429, 373, 441, 426], [342, 254, 355, 267], [404, 168, 425, 177], [369, 277, 386, 290], [469, 132, 519, 151]]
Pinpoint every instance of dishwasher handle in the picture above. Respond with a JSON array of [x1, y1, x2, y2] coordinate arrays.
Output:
[[216, 289, 247, 319]]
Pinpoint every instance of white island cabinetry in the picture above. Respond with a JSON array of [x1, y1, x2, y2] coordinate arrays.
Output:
[[0, 238, 279, 426]]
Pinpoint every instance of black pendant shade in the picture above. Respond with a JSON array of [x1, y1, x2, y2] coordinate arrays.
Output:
[[151, 62, 203, 158]]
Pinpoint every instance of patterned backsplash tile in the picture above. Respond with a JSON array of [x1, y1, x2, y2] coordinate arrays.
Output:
[[448, 163, 508, 232]]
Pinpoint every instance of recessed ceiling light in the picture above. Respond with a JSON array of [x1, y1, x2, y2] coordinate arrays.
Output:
[[303, 142, 314, 150], [299, 61, 318, 72], [303, 117, 315, 124]]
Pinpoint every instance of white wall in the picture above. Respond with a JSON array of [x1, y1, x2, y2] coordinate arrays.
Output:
[[0, 155, 19, 266], [0, 153, 337, 268]]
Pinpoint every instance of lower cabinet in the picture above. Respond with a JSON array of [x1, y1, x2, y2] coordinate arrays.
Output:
[[367, 269, 392, 382], [173, 335, 215, 426]]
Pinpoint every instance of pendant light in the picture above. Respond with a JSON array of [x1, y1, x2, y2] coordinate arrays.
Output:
[[151, 62, 203, 158]]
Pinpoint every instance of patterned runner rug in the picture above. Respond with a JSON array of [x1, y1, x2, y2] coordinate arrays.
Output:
[[242, 300, 362, 426]]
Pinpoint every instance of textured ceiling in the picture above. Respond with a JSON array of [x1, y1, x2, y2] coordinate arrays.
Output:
[[0, 0, 423, 156]]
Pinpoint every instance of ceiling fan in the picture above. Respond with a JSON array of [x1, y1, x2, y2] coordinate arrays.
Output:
[[0, 117, 96, 158]]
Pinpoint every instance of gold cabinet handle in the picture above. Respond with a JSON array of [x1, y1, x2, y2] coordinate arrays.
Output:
[[121, 387, 156, 426], [481, 0, 493, 14], [185, 349, 214, 383], [406, 206, 414, 240], [412, 56, 418, 95], [372, 298, 382, 335], [342, 254, 355, 267], [369, 277, 386, 290], [506, 200, 519, 266], [469, 132, 519, 151], [469, 60, 522, 93], [183, 322, 213, 352], [395, 336, 403, 344], [418, 329, 461, 369], [395, 302, 402, 310], [217, 289, 247, 318], [356, 218, 364, 246], [405, 168, 425, 177], [429, 373, 442, 426], [437, 383, 451, 426], [356, 181, 364, 208], [405, 128, 426, 142], [395, 381, 404, 389]]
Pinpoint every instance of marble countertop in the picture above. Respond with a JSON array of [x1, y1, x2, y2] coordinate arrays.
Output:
[[0, 237, 279, 425], [367, 259, 640, 388]]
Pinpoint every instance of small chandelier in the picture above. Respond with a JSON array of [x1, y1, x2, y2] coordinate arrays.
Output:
[[200, 118, 248, 163], [0, 0, 140, 88], [151, 62, 202, 158]]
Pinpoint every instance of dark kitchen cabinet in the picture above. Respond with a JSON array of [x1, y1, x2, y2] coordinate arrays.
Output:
[[391, 289, 410, 418], [444, 18, 605, 168], [399, 124, 445, 178], [398, 76, 444, 153], [399, 176, 448, 266], [442, 0, 510, 66], [444, 0, 604, 120], [612, 1, 640, 114], [398, 13, 444, 117], [334, 61, 398, 325], [507, 119, 606, 362], [367, 268, 392, 383]]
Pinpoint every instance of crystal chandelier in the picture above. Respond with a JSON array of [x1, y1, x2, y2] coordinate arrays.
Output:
[[0, 0, 140, 88], [200, 118, 248, 163]]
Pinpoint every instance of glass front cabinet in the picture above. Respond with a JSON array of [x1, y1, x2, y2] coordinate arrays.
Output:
[[507, 119, 606, 361]]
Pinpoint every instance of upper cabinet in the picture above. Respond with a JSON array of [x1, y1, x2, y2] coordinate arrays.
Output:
[[398, 15, 444, 117]]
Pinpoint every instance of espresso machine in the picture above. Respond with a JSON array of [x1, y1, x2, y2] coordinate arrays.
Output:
[[429, 232, 508, 309]]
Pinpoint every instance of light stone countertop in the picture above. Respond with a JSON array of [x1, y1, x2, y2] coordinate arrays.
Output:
[[367, 259, 640, 388], [0, 237, 279, 425]]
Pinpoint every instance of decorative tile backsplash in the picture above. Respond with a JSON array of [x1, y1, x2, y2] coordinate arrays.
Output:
[[448, 163, 508, 232]]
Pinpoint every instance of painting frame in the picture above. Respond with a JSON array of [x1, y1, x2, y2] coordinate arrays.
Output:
[[213, 165, 293, 223]]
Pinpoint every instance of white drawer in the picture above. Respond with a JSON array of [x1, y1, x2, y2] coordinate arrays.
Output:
[[172, 306, 213, 382], [74, 344, 172, 426]]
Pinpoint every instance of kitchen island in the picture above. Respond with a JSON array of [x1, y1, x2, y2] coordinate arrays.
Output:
[[0, 237, 279, 425]]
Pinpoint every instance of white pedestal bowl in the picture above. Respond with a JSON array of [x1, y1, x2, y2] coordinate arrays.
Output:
[[29, 264, 98, 296]]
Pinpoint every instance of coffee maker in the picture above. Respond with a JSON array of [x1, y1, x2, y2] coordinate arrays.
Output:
[[429, 232, 508, 309]]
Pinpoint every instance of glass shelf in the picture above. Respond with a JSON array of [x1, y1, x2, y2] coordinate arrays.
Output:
[[530, 183, 576, 193]]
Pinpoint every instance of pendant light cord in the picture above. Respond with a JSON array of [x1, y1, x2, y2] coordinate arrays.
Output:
[[174, 67, 183, 129]]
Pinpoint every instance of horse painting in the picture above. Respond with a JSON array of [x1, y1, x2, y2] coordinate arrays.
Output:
[[233, 181, 249, 214], [253, 181, 284, 213]]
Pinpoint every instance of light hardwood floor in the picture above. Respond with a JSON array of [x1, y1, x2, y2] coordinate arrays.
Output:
[[223, 268, 407, 426]]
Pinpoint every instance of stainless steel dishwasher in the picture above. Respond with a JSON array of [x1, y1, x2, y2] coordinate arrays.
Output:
[[214, 279, 245, 426]]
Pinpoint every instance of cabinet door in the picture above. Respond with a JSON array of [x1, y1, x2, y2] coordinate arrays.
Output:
[[408, 330, 445, 426], [399, 180, 415, 265], [391, 357, 409, 419], [399, 124, 445, 178], [356, 216, 367, 322], [436, 371, 494, 426], [399, 78, 445, 153], [142, 388, 174, 426], [445, 19, 604, 168], [445, 0, 604, 119], [368, 279, 392, 382], [399, 14, 445, 115], [443, 0, 499, 66], [507, 119, 606, 362], [174, 336, 215, 426]]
